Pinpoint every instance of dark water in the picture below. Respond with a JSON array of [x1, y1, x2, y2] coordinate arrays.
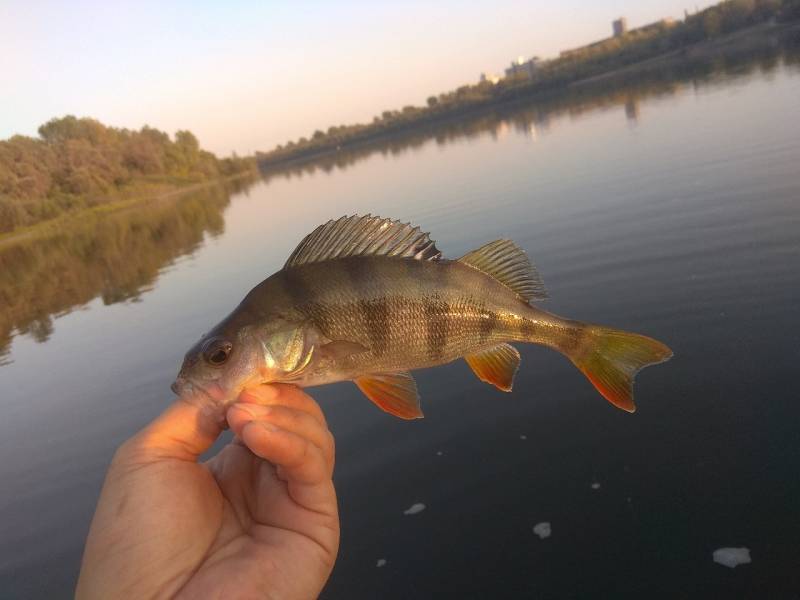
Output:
[[2, 46, 800, 599]]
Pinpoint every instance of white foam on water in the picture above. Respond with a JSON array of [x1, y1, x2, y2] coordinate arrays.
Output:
[[533, 522, 551, 539], [591, 482, 601, 490], [713, 547, 751, 568], [436, 451, 443, 456], [519, 434, 527, 440], [403, 502, 426, 515], [376, 558, 387, 568]]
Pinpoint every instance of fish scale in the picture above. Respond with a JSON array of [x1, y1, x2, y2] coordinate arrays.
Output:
[[286, 257, 526, 377]]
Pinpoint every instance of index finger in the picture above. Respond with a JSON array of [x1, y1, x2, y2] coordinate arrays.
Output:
[[239, 384, 327, 426]]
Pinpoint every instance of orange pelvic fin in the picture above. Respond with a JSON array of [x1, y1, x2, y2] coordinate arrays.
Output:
[[355, 371, 423, 419], [569, 326, 672, 412], [464, 343, 521, 392]]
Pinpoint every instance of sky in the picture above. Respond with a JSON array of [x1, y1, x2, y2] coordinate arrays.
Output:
[[1, 0, 715, 156]]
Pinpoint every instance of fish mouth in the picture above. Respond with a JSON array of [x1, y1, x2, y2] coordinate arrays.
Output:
[[171, 376, 228, 404], [171, 376, 187, 395]]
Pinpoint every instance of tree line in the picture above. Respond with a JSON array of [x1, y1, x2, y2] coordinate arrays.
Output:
[[257, 0, 800, 168], [0, 116, 256, 233]]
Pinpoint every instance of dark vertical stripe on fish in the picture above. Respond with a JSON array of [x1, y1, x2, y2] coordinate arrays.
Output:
[[424, 295, 448, 361], [479, 301, 498, 344], [359, 298, 390, 358], [343, 256, 369, 288], [521, 317, 536, 340], [282, 269, 332, 334], [283, 268, 316, 308]]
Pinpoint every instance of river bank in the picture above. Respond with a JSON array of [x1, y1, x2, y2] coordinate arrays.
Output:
[[0, 172, 257, 248], [257, 20, 800, 173]]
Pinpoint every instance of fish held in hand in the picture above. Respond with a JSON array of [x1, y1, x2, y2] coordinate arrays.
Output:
[[172, 215, 672, 419]]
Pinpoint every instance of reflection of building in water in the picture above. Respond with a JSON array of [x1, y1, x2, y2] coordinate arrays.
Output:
[[613, 17, 628, 37], [506, 109, 549, 139], [479, 72, 500, 85], [624, 97, 640, 122], [505, 56, 541, 80], [492, 120, 510, 140]]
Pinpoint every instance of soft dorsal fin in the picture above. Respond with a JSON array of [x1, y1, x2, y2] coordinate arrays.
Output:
[[458, 239, 547, 303], [284, 215, 441, 269]]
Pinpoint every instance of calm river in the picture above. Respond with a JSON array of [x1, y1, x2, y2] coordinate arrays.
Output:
[[1, 44, 799, 598]]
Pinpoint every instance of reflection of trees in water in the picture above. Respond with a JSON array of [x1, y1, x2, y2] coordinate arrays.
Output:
[[259, 37, 800, 185], [0, 177, 255, 363]]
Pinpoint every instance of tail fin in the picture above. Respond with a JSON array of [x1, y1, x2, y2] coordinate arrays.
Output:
[[567, 326, 672, 412]]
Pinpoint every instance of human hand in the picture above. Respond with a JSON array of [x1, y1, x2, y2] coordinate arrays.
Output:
[[76, 384, 339, 599]]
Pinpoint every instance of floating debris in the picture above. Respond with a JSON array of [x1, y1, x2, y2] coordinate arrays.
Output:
[[403, 503, 426, 515], [436, 451, 443, 456], [376, 558, 387, 568], [713, 547, 751, 568], [533, 522, 551, 539], [591, 482, 601, 490], [520, 434, 528, 440]]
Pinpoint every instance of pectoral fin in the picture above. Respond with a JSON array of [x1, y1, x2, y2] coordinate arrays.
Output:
[[355, 372, 423, 419], [465, 343, 521, 392]]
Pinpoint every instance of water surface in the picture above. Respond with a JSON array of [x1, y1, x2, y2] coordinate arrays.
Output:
[[1, 45, 799, 598]]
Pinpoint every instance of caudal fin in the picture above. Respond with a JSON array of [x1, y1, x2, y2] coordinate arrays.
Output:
[[567, 326, 672, 412]]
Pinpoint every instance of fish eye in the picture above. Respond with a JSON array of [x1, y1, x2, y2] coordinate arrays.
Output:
[[202, 338, 232, 366]]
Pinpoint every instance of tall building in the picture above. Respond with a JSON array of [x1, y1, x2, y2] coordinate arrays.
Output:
[[613, 17, 628, 37]]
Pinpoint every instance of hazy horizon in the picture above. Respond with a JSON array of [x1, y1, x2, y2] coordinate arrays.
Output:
[[3, 0, 715, 156]]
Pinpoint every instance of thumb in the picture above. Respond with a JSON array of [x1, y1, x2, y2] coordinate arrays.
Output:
[[122, 399, 224, 463]]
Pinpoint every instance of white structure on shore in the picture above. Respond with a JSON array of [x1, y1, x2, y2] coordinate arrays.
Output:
[[479, 71, 501, 84], [504, 56, 542, 80]]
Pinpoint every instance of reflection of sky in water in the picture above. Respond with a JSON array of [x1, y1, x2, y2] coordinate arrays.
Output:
[[1, 51, 799, 598]]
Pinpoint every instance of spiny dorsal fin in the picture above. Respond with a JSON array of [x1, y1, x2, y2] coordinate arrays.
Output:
[[458, 239, 547, 302], [285, 215, 441, 269]]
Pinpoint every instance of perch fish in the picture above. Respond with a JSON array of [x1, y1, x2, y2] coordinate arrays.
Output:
[[173, 215, 672, 418]]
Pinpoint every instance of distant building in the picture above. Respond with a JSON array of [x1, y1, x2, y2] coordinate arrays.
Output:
[[504, 56, 542, 80], [479, 72, 500, 85], [630, 17, 676, 36], [613, 17, 628, 37], [561, 17, 677, 60]]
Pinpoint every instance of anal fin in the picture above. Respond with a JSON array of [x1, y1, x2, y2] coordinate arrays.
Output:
[[355, 372, 423, 420], [465, 343, 521, 392]]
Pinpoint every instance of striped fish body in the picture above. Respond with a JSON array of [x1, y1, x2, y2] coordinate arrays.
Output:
[[255, 256, 563, 387], [173, 215, 672, 420]]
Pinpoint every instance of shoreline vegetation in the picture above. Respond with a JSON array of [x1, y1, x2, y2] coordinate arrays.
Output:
[[1, 35, 797, 362], [256, 37, 799, 185], [2, 0, 798, 239], [256, 0, 800, 171], [0, 117, 257, 234]]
